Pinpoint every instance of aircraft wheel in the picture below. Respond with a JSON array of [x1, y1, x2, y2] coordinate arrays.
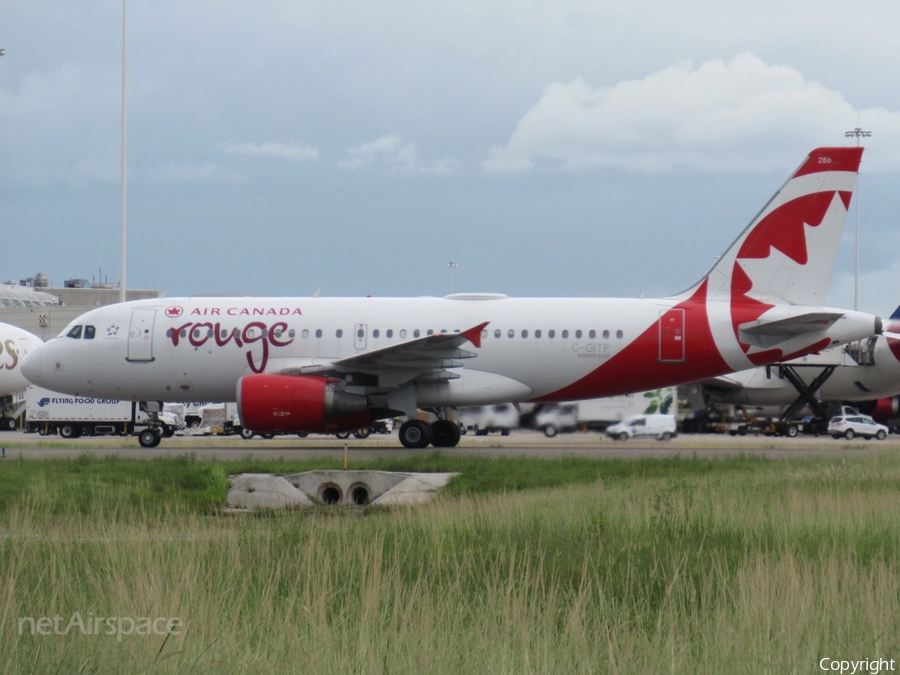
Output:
[[138, 429, 160, 448], [877, 429, 887, 441], [240, 428, 255, 440], [297, 432, 309, 438], [399, 420, 432, 449], [335, 432, 351, 440], [844, 429, 856, 440], [431, 419, 461, 447], [261, 433, 275, 440]]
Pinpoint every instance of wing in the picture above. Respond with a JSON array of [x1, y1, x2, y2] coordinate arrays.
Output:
[[279, 322, 489, 389]]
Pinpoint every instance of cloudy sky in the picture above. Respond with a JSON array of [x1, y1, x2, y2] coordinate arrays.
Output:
[[2, 0, 900, 316]]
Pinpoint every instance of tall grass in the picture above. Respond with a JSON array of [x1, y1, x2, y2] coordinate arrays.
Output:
[[2, 453, 900, 672]]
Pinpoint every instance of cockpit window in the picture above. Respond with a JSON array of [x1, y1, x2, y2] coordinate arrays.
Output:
[[66, 325, 83, 339], [84, 325, 96, 339]]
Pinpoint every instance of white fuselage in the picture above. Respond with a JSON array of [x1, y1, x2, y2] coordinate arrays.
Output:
[[0, 323, 43, 398], [21, 295, 880, 407]]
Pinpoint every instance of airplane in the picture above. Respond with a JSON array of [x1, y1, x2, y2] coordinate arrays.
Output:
[[21, 146, 883, 448], [0, 322, 43, 429]]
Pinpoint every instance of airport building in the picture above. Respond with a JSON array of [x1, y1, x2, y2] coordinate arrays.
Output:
[[0, 273, 158, 340]]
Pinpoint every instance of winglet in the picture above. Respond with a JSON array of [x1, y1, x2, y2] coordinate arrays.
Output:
[[890, 305, 900, 321], [460, 322, 489, 348]]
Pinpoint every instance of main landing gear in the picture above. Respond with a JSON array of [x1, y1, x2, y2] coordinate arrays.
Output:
[[398, 419, 461, 449]]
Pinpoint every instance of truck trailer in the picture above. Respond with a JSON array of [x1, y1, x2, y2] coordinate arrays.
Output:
[[24, 385, 181, 447]]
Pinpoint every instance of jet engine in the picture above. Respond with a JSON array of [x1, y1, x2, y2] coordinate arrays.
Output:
[[237, 374, 372, 434], [856, 397, 900, 425]]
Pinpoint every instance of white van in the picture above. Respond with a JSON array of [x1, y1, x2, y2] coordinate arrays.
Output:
[[606, 414, 676, 441]]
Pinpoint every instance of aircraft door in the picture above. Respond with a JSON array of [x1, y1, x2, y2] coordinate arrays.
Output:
[[659, 309, 685, 362], [127, 309, 157, 362], [354, 324, 367, 350]]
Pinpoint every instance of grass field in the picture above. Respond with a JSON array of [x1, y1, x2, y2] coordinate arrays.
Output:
[[2, 452, 900, 673]]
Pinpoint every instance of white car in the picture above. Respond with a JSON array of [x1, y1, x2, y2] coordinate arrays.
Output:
[[606, 414, 676, 441], [827, 414, 888, 440]]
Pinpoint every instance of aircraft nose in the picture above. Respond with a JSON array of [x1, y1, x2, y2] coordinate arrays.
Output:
[[20, 345, 43, 385]]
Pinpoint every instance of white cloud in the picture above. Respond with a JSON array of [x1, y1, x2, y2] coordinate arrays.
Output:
[[484, 53, 900, 174], [149, 162, 247, 185], [219, 141, 319, 161], [339, 135, 457, 174]]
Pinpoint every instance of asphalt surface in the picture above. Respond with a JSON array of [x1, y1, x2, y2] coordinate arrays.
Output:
[[1, 429, 898, 460]]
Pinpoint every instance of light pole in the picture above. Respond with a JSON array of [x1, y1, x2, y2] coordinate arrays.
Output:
[[845, 127, 871, 311], [119, 0, 128, 303], [446, 262, 459, 295]]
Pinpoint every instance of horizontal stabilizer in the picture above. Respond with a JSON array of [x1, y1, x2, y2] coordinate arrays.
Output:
[[738, 312, 843, 349]]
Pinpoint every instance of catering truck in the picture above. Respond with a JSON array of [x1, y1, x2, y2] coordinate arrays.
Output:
[[24, 385, 181, 446]]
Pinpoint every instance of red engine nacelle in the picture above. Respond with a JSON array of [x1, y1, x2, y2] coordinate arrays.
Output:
[[237, 374, 372, 434], [858, 397, 900, 425]]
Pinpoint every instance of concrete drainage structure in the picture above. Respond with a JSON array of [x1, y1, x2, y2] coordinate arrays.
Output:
[[227, 470, 458, 510]]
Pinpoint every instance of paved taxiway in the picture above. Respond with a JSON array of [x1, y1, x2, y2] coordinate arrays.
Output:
[[2, 429, 898, 460]]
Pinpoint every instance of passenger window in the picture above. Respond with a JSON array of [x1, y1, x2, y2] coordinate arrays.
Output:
[[180, 329, 187, 339], [562, 330, 569, 339], [336, 329, 343, 338], [414, 329, 420, 338], [508, 330, 514, 338], [66, 326, 82, 339], [494, 329, 501, 338], [603, 330, 609, 339], [315, 329, 322, 338], [575, 330, 582, 339], [521, 330, 528, 338], [481, 329, 488, 339], [288, 329, 296, 338], [548, 330, 555, 338], [535, 330, 541, 338], [84, 325, 96, 339], [400, 329, 407, 338], [616, 330, 623, 339], [301, 329, 309, 338], [589, 330, 596, 339], [387, 329, 393, 338], [427, 329, 434, 336], [373, 329, 380, 338]]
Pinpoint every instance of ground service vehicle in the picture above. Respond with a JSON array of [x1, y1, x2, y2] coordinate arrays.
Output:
[[606, 414, 677, 441], [827, 414, 888, 440], [535, 388, 675, 437], [24, 385, 181, 447]]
